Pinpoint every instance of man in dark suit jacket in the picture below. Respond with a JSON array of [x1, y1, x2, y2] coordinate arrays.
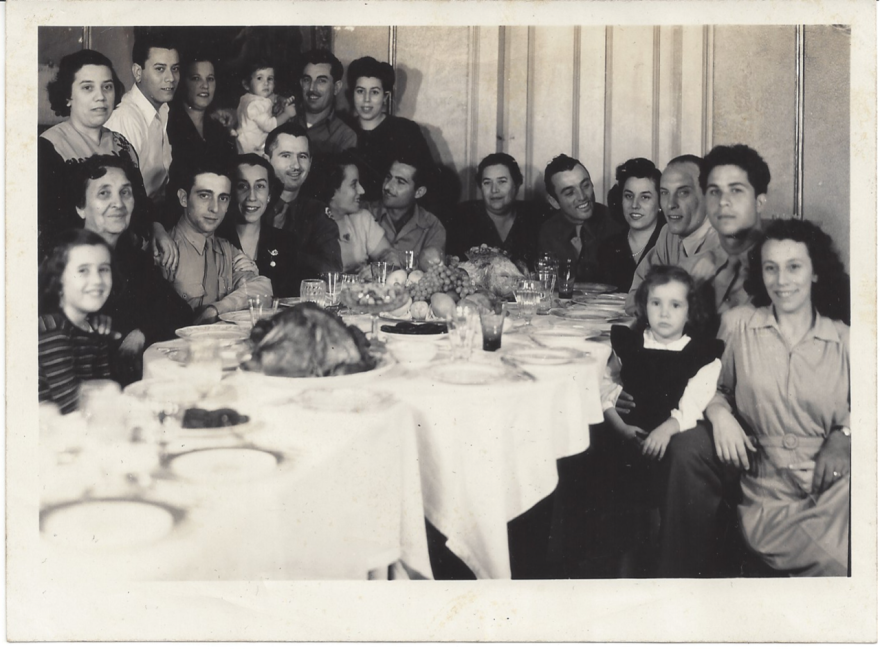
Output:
[[538, 154, 624, 281]]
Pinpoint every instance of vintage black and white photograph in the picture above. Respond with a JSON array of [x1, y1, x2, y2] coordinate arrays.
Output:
[[7, 0, 877, 642]]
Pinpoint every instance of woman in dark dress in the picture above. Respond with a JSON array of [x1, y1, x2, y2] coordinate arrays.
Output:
[[346, 56, 434, 202], [165, 53, 236, 225], [219, 154, 300, 297], [447, 153, 549, 271], [72, 155, 194, 384], [597, 157, 665, 292]]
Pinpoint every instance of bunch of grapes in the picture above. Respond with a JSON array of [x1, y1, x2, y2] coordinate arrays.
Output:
[[408, 261, 478, 301]]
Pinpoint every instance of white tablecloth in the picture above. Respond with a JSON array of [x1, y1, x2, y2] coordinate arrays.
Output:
[[39, 384, 432, 582], [139, 313, 608, 579]]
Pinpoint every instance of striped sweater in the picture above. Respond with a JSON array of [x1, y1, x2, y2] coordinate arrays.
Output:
[[38, 313, 113, 414]]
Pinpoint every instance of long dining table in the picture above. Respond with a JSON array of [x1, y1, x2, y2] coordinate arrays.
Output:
[[40, 295, 620, 581]]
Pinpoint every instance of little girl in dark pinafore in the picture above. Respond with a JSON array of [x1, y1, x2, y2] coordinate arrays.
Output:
[[599, 265, 723, 575], [603, 265, 723, 456]]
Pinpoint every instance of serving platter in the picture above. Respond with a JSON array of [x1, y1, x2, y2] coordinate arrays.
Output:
[[239, 353, 396, 386]]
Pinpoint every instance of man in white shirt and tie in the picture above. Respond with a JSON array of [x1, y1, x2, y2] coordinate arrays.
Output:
[[106, 30, 180, 270], [625, 154, 721, 314]]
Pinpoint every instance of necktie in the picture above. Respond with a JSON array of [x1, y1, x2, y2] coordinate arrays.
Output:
[[571, 226, 583, 256], [203, 238, 220, 305]]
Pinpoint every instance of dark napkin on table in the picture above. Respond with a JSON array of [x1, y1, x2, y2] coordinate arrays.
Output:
[[380, 321, 448, 335]]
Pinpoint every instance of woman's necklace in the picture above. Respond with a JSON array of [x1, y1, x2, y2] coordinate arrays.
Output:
[[628, 231, 650, 260]]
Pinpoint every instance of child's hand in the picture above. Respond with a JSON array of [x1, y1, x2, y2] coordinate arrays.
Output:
[[641, 419, 679, 460], [620, 424, 648, 444], [281, 99, 297, 118], [87, 314, 121, 340]]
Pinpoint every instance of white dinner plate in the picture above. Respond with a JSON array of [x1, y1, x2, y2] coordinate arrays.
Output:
[[168, 448, 280, 483], [530, 327, 604, 349], [549, 307, 615, 322], [426, 362, 509, 386], [41, 499, 178, 550], [218, 310, 255, 327], [294, 387, 396, 413], [175, 325, 249, 342], [502, 346, 582, 365]]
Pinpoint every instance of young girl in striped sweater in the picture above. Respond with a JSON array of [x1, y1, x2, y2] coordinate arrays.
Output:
[[38, 229, 117, 413]]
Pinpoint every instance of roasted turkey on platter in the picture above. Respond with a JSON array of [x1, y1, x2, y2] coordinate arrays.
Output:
[[242, 302, 376, 378]]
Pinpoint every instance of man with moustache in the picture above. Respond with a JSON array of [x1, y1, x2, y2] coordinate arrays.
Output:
[[625, 154, 721, 314], [364, 152, 446, 259], [166, 161, 271, 323], [653, 144, 772, 578], [297, 49, 357, 163], [265, 122, 343, 276], [538, 154, 624, 281]]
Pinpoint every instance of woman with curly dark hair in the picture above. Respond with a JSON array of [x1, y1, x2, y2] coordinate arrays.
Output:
[[705, 218, 851, 575], [39, 49, 153, 259]]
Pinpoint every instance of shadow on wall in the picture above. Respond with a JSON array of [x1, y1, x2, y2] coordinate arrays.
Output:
[[395, 65, 463, 221]]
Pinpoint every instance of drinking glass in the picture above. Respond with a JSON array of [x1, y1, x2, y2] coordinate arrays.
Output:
[[446, 305, 479, 361], [403, 250, 416, 272], [536, 252, 558, 275], [323, 271, 341, 306], [479, 310, 506, 352], [248, 294, 279, 325], [342, 273, 359, 285], [371, 261, 389, 284], [556, 258, 576, 299], [300, 279, 327, 306], [184, 339, 224, 399], [79, 379, 124, 446], [536, 270, 556, 315], [514, 279, 540, 325]]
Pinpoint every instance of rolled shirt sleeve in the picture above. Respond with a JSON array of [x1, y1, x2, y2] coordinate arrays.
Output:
[[600, 351, 625, 413], [212, 249, 273, 314], [670, 358, 722, 431]]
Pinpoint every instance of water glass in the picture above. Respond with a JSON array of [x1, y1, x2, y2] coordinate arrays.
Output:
[[536, 252, 558, 274], [557, 258, 576, 299], [248, 294, 279, 325], [184, 339, 224, 398], [514, 279, 540, 325], [536, 270, 556, 315], [342, 273, 359, 285], [79, 379, 124, 445], [446, 305, 479, 361], [300, 279, 327, 306], [479, 310, 506, 352], [403, 250, 416, 272], [323, 271, 341, 306], [371, 261, 389, 284]]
